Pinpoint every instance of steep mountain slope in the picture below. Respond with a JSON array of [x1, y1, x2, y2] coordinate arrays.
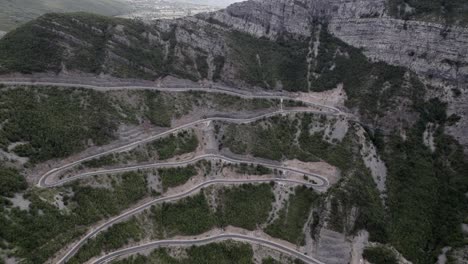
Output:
[[0, 0, 467, 263]]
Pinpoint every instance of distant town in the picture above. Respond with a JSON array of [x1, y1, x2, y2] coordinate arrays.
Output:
[[120, 0, 222, 20]]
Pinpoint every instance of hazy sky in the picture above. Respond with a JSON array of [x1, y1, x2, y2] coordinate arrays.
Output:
[[184, 0, 244, 7]]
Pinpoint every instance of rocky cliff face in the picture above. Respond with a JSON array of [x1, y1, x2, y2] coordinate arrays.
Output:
[[204, 0, 468, 85], [199, 0, 468, 149]]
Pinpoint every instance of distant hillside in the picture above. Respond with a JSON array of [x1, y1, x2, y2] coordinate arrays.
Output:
[[389, 0, 468, 24], [0, 0, 133, 31], [0, 12, 310, 92], [183, 0, 241, 6]]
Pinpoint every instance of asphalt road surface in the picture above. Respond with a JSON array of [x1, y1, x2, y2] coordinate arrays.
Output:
[[92, 233, 325, 264]]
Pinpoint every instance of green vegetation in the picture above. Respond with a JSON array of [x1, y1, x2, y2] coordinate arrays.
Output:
[[0, 166, 27, 197], [82, 154, 119, 168], [262, 257, 282, 264], [201, 92, 278, 111], [0, 171, 148, 263], [0, 18, 62, 73], [381, 113, 468, 262], [223, 114, 353, 168], [114, 249, 181, 264], [230, 163, 273, 175], [184, 241, 253, 264], [298, 115, 354, 171], [83, 130, 200, 169], [0, 13, 166, 78], [113, 242, 254, 264], [0, 87, 122, 163], [152, 184, 275, 236], [0, 194, 85, 264], [363, 246, 398, 264], [73, 184, 273, 263], [144, 91, 173, 127], [228, 31, 309, 92], [223, 115, 310, 161], [328, 164, 387, 242], [68, 218, 142, 264], [389, 0, 468, 24], [159, 166, 198, 191], [265, 186, 318, 245], [0, 0, 132, 31], [150, 130, 199, 160], [219, 108, 379, 249], [217, 184, 274, 230], [151, 192, 216, 236], [71, 171, 148, 224]]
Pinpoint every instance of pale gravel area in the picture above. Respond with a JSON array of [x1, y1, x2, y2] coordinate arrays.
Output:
[[355, 126, 388, 193], [423, 123, 436, 152], [0, 148, 29, 166], [438, 247, 451, 264], [463, 224, 468, 234], [4, 256, 18, 264], [309, 115, 349, 143], [298, 84, 347, 109], [327, 117, 349, 142], [263, 183, 292, 227], [315, 228, 351, 264], [7, 193, 31, 210], [449, 246, 468, 264], [350, 231, 369, 264]]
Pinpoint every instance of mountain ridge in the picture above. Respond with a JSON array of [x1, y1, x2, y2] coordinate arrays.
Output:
[[0, 0, 467, 263]]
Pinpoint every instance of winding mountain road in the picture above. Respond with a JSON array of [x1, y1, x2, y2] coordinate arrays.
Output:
[[11, 81, 340, 264], [57, 178, 320, 264], [38, 109, 336, 188], [0, 80, 342, 114], [45, 153, 329, 188], [92, 234, 325, 264]]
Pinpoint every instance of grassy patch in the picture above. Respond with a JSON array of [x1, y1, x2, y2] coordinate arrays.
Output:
[[68, 218, 142, 264], [265, 186, 318, 245], [0, 166, 27, 197], [228, 31, 309, 92], [0, 87, 122, 163], [82, 154, 118, 168], [217, 184, 274, 230], [159, 166, 198, 191], [371, 98, 468, 263], [150, 130, 199, 160], [328, 164, 387, 242], [229, 163, 273, 175], [222, 114, 352, 168], [151, 192, 216, 236], [71, 171, 148, 224], [144, 91, 173, 127], [0, 13, 167, 79], [223, 115, 309, 161], [388, 0, 468, 24], [114, 241, 254, 264], [363, 246, 398, 264]]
